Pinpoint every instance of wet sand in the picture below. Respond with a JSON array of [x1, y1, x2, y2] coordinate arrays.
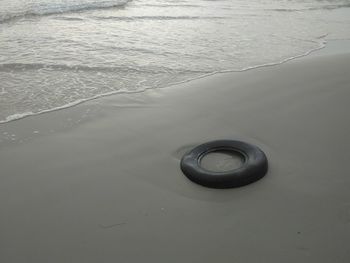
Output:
[[0, 41, 350, 262]]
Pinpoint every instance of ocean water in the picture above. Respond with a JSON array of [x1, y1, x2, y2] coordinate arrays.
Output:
[[0, 0, 350, 123]]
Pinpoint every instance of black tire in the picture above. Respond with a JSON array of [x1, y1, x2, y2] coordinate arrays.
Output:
[[180, 140, 268, 188]]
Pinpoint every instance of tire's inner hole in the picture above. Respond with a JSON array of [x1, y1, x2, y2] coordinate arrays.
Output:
[[200, 150, 245, 172]]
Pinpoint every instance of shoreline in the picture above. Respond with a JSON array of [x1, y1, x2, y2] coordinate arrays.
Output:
[[1, 39, 349, 148], [0, 37, 333, 126], [0, 39, 350, 262]]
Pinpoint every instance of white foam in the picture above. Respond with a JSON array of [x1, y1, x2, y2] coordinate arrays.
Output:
[[1, 112, 35, 123], [0, 39, 328, 125]]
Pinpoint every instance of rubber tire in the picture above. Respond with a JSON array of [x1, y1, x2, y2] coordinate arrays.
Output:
[[180, 140, 268, 189]]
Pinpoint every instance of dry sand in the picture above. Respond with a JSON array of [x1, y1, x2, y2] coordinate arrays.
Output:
[[0, 40, 350, 262]]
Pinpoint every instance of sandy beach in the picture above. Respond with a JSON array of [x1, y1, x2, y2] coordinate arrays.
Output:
[[1, 40, 350, 262]]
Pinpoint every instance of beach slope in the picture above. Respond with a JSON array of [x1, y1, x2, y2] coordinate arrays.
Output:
[[0, 48, 350, 262]]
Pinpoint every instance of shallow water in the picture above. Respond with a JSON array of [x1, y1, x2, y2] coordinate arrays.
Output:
[[0, 0, 350, 123]]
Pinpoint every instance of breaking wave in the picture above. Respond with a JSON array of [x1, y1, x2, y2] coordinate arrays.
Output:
[[0, 0, 131, 23], [269, 3, 350, 12]]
